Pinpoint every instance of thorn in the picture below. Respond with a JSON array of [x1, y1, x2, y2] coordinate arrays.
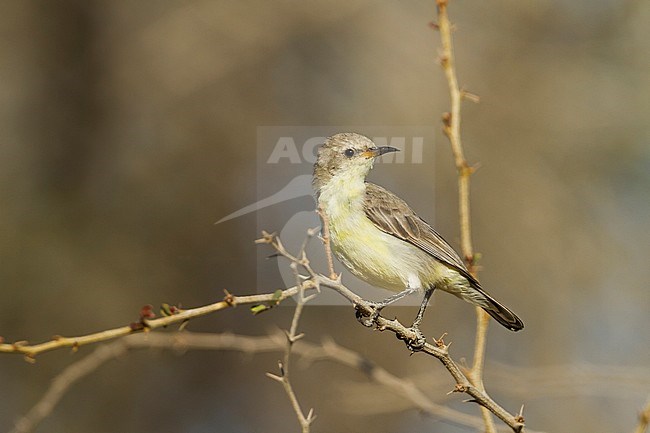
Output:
[[278, 360, 285, 377], [266, 372, 283, 383], [178, 319, 190, 332], [461, 89, 481, 103], [460, 163, 475, 178], [24, 354, 36, 364], [515, 404, 525, 423], [463, 398, 480, 404], [223, 290, 235, 306], [428, 21, 439, 30], [266, 253, 280, 259], [434, 332, 448, 347], [447, 383, 467, 395], [254, 230, 276, 244], [306, 408, 315, 422]]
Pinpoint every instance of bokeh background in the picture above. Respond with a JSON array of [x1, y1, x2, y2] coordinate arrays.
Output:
[[1, 1, 649, 432]]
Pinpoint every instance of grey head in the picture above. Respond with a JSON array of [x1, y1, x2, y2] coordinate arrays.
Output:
[[313, 132, 399, 193]]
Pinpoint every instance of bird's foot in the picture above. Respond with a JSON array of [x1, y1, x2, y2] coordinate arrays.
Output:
[[354, 301, 383, 328], [403, 324, 427, 351]]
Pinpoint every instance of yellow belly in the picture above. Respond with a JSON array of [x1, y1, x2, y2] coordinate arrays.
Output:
[[326, 202, 449, 293], [318, 174, 456, 293]]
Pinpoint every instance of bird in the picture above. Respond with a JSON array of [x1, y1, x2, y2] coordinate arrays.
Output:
[[313, 132, 523, 343]]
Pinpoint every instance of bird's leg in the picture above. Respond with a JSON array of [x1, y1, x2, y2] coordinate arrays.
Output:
[[412, 287, 434, 328], [355, 286, 418, 327], [405, 288, 435, 350]]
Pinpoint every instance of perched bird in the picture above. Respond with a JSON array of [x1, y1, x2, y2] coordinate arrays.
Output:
[[313, 133, 523, 341]]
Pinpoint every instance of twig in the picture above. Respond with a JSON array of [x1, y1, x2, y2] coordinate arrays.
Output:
[[317, 205, 337, 279], [0, 284, 304, 359], [635, 398, 650, 433], [434, 1, 496, 431], [9, 342, 129, 433], [266, 234, 318, 433]]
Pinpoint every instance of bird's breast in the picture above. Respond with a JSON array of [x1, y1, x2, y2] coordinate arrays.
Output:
[[318, 184, 415, 292]]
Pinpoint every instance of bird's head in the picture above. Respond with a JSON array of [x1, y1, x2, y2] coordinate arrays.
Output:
[[313, 133, 399, 190]]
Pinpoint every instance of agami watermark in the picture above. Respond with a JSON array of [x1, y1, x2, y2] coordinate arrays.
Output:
[[217, 126, 435, 305]]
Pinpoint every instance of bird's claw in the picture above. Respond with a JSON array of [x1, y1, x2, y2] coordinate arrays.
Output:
[[404, 325, 426, 351], [354, 301, 382, 328]]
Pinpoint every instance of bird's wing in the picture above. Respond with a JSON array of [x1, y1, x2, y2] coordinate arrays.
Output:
[[364, 183, 479, 287]]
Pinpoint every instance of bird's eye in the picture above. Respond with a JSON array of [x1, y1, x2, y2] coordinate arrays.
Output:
[[344, 148, 355, 158]]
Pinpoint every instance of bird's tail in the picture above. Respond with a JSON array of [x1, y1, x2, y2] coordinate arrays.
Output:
[[473, 286, 524, 332]]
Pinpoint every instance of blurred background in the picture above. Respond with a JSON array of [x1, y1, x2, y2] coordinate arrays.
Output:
[[1, 1, 649, 432]]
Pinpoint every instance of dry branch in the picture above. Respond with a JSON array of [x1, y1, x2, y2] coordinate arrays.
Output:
[[259, 232, 527, 432], [434, 1, 497, 431], [0, 286, 303, 359], [266, 233, 319, 433], [11, 331, 529, 433], [3, 229, 529, 432]]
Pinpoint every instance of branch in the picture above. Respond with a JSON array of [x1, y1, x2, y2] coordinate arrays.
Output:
[[0, 285, 304, 359], [260, 232, 527, 432], [434, 1, 496, 431], [13, 331, 532, 433], [317, 205, 338, 280], [266, 232, 318, 432], [9, 342, 129, 433], [4, 229, 529, 432]]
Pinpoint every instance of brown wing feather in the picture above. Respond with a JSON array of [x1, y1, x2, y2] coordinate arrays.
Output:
[[364, 183, 480, 287]]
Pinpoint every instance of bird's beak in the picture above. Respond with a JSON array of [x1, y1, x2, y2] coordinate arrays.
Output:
[[362, 146, 400, 158]]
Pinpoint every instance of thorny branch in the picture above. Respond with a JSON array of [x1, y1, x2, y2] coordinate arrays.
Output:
[[12, 332, 529, 433], [434, 1, 496, 431], [3, 230, 528, 432], [257, 231, 527, 433], [0, 285, 305, 359], [266, 228, 318, 433]]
